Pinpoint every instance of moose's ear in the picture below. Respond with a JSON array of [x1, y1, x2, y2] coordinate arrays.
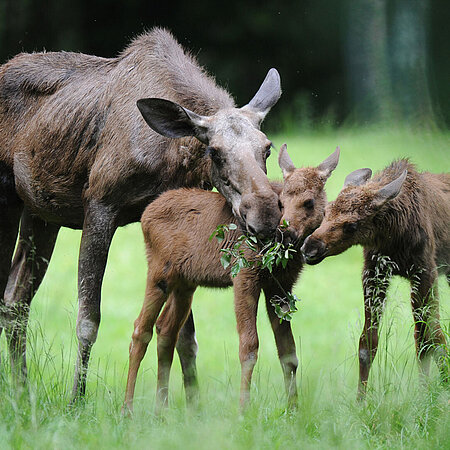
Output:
[[344, 168, 372, 187], [242, 68, 282, 122], [278, 143, 295, 178], [137, 98, 209, 144], [373, 170, 407, 207], [317, 146, 340, 180]]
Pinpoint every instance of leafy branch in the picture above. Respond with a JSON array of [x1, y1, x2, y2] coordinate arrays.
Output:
[[210, 221, 301, 322]]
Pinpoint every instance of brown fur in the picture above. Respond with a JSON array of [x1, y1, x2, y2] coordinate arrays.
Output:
[[0, 28, 282, 398], [123, 146, 339, 412], [302, 160, 450, 398]]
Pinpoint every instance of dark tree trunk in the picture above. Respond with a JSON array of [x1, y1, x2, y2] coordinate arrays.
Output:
[[388, 0, 434, 124], [344, 0, 392, 124]]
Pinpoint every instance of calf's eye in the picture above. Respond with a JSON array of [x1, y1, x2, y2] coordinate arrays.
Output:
[[278, 199, 283, 211], [343, 222, 358, 234], [303, 199, 315, 210]]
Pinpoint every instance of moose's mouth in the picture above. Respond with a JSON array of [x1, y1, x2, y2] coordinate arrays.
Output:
[[300, 239, 328, 265], [303, 253, 327, 265]]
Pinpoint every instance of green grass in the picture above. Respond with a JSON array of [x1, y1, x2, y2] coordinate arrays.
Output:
[[0, 127, 449, 449]]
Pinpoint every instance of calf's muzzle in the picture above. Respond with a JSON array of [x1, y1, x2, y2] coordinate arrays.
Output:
[[301, 235, 327, 265]]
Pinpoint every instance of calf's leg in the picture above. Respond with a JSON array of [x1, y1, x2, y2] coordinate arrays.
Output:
[[263, 287, 298, 409], [357, 258, 389, 400], [410, 269, 448, 382], [167, 309, 199, 405], [155, 288, 194, 413], [234, 276, 260, 410], [123, 275, 169, 413]]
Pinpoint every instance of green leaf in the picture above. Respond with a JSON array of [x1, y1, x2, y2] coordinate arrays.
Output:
[[220, 253, 231, 269], [231, 264, 241, 278], [228, 223, 237, 230]]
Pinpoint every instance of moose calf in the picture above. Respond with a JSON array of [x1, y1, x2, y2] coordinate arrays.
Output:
[[123, 145, 340, 413], [302, 160, 450, 399]]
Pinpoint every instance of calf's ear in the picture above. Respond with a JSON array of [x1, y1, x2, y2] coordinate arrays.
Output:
[[373, 170, 407, 207], [278, 143, 296, 178], [137, 98, 209, 144], [317, 146, 340, 180], [344, 168, 372, 187]]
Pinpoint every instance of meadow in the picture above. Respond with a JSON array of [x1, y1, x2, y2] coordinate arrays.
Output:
[[0, 127, 449, 449]]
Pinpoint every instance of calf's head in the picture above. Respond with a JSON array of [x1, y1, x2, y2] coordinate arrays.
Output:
[[278, 144, 340, 244], [137, 68, 282, 238], [301, 167, 407, 265]]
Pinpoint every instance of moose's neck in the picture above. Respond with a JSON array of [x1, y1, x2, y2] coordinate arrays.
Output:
[[123, 29, 235, 115], [371, 169, 426, 263]]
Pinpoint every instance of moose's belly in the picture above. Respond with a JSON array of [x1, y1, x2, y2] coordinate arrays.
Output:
[[14, 152, 85, 228], [12, 152, 163, 229]]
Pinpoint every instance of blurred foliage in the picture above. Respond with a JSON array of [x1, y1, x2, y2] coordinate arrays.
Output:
[[0, 0, 449, 129]]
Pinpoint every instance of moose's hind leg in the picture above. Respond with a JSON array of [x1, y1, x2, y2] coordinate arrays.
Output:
[[175, 310, 199, 406], [0, 162, 22, 348], [4, 208, 60, 382], [155, 288, 194, 413], [410, 271, 448, 383]]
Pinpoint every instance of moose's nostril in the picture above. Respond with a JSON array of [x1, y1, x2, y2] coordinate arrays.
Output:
[[247, 224, 257, 236], [300, 238, 311, 255], [301, 237, 327, 265], [302, 237, 321, 255], [301, 244, 316, 257]]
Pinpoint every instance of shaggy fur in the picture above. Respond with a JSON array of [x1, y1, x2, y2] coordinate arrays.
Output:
[[302, 159, 450, 398], [123, 146, 339, 412], [0, 28, 281, 399]]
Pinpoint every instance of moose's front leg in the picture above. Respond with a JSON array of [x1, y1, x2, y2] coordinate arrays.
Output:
[[233, 275, 261, 411], [263, 287, 298, 410], [71, 201, 118, 401], [357, 256, 389, 401]]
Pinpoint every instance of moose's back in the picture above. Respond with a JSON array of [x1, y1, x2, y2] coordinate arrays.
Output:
[[0, 29, 232, 228], [142, 188, 237, 288], [422, 171, 450, 276]]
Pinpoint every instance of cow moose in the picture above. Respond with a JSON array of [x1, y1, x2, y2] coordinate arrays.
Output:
[[0, 28, 282, 400], [123, 145, 340, 413], [301, 160, 450, 399]]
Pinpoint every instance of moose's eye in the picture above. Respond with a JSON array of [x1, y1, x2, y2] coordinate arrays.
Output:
[[343, 222, 358, 234], [303, 199, 315, 210], [264, 143, 272, 160], [206, 146, 222, 164]]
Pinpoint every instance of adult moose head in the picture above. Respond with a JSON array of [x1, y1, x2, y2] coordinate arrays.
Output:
[[136, 66, 281, 237], [0, 28, 281, 400]]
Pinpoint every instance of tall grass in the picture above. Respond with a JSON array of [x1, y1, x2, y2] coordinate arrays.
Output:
[[0, 127, 449, 449]]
